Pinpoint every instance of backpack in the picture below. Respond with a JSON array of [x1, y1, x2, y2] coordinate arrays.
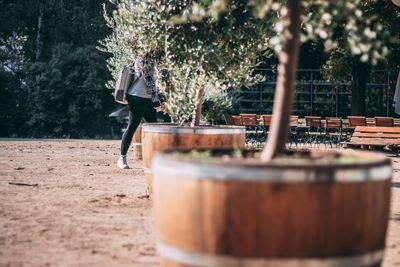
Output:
[[114, 64, 140, 105]]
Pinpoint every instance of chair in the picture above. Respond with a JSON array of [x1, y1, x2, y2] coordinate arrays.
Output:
[[348, 116, 366, 128], [289, 116, 299, 128], [305, 116, 322, 128], [325, 117, 343, 146], [261, 115, 273, 127], [260, 115, 273, 140], [366, 117, 376, 126], [375, 117, 394, 127], [232, 116, 242, 126], [305, 116, 323, 144], [240, 114, 258, 126], [325, 117, 342, 129], [288, 116, 299, 146], [240, 114, 259, 143], [223, 114, 234, 125]]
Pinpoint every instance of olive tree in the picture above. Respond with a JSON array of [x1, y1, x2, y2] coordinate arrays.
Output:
[[260, 0, 390, 159], [181, 0, 391, 159], [101, 0, 272, 126]]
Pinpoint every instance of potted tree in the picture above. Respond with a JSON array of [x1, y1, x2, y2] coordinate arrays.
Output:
[[102, 0, 272, 192], [152, 1, 394, 266]]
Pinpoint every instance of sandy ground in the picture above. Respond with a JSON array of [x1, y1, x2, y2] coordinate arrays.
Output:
[[0, 139, 399, 267]]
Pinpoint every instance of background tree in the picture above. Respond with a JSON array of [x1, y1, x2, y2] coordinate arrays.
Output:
[[320, 1, 399, 115], [0, 0, 117, 137], [1, 0, 397, 137], [263, 0, 392, 158], [26, 44, 114, 137]]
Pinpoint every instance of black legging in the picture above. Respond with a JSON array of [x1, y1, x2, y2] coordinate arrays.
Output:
[[120, 95, 157, 155]]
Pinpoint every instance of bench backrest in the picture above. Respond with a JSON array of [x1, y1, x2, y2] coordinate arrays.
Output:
[[366, 117, 376, 126], [289, 116, 299, 127], [305, 116, 322, 128], [240, 114, 257, 126], [261, 115, 273, 126], [348, 116, 366, 128], [375, 117, 394, 127], [326, 117, 342, 129], [232, 116, 242, 126]]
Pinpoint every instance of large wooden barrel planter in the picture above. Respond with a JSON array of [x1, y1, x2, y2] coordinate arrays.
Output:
[[152, 150, 392, 267], [142, 124, 246, 194]]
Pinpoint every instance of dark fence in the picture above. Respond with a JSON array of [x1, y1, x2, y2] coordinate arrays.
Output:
[[237, 69, 400, 117]]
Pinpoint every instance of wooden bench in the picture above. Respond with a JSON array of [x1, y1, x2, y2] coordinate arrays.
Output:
[[343, 126, 400, 154]]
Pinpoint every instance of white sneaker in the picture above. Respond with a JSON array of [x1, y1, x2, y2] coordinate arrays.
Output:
[[117, 155, 129, 169]]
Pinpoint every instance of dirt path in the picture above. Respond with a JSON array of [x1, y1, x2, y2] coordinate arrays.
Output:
[[0, 140, 156, 267], [0, 139, 399, 267]]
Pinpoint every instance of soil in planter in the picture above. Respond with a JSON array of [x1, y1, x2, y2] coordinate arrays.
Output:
[[177, 148, 379, 165]]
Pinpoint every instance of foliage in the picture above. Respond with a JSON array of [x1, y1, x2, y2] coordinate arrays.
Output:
[[162, 66, 197, 125], [248, 1, 392, 65], [186, 0, 393, 66], [0, 0, 117, 138], [1, 0, 398, 137], [0, 69, 27, 136], [0, 33, 28, 136], [322, 46, 352, 82], [300, 0, 390, 65], [25, 44, 114, 138], [321, 1, 400, 81], [160, 65, 235, 125], [101, 0, 273, 124], [202, 83, 235, 124]]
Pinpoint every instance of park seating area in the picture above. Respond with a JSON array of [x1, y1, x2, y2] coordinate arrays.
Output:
[[224, 114, 400, 150]]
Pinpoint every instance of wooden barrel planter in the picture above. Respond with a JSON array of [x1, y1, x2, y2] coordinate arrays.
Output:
[[152, 150, 392, 267], [142, 124, 246, 194], [131, 125, 142, 160]]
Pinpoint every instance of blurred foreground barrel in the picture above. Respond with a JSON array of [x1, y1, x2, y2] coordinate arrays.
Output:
[[142, 124, 246, 194], [153, 150, 392, 267]]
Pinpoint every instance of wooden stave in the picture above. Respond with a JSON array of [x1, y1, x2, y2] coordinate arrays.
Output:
[[131, 142, 142, 161], [141, 125, 246, 170], [142, 132, 246, 168], [153, 151, 392, 266], [132, 125, 142, 143]]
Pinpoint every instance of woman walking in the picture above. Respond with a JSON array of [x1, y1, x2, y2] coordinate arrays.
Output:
[[118, 54, 165, 169]]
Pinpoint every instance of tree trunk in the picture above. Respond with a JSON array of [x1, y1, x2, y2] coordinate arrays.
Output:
[[165, 70, 178, 123], [261, 0, 302, 161], [351, 60, 369, 116], [166, 70, 176, 99], [190, 68, 206, 127], [35, 8, 44, 62]]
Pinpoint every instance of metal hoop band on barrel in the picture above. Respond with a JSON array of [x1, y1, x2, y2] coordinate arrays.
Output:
[[153, 155, 391, 183], [142, 125, 246, 135], [158, 242, 383, 267]]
